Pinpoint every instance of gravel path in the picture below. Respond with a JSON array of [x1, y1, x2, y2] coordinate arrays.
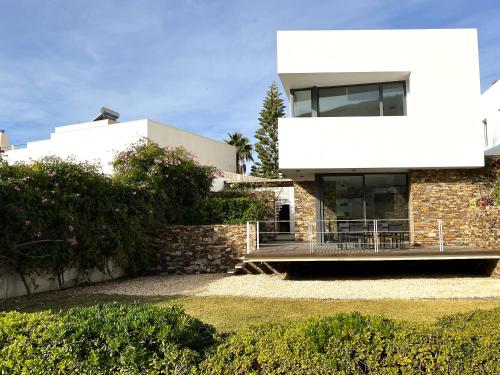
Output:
[[84, 274, 500, 300]]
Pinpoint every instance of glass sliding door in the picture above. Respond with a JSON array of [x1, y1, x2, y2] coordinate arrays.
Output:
[[320, 173, 408, 249], [364, 174, 408, 220], [322, 175, 364, 221], [321, 175, 364, 246]]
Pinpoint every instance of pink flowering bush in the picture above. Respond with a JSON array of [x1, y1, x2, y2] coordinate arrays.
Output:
[[0, 156, 153, 295], [113, 140, 219, 224], [0, 140, 258, 295]]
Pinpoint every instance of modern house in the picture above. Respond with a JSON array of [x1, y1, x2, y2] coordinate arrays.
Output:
[[246, 29, 499, 263], [3, 112, 237, 186], [482, 80, 500, 155]]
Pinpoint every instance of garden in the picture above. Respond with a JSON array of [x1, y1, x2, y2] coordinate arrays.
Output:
[[1, 141, 500, 374], [0, 140, 267, 295], [0, 302, 498, 374]]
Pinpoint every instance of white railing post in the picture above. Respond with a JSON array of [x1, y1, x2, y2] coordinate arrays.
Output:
[[438, 219, 444, 252], [246, 221, 250, 254], [374, 220, 379, 253], [256, 221, 260, 252]]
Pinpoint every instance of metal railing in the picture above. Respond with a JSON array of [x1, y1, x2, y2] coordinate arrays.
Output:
[[246, 219, 446, 254]]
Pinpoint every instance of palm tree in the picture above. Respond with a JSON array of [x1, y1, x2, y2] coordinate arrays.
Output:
[[225, 132, 254, 174]]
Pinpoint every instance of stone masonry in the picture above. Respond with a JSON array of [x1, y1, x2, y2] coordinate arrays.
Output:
[[409, 165, 495, 246], [154, 224, 255, 274], [294, 181, 317, 241], [468, 206, 500, 250]]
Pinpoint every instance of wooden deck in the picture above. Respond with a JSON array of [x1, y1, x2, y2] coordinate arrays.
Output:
[[244, 242, 500, 262]]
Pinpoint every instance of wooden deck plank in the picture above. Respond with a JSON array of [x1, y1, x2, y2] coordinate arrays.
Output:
[[245, 244, 500, 262]]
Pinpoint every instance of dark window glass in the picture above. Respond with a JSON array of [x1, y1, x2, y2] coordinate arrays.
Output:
[[322, 175, 364, 221], [364, 174, 408, 220], [319, 84, 379, 117], [293, 90, 312, 117], [382, 83, 405, 116]]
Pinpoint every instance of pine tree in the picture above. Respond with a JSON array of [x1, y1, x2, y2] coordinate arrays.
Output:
[[252, 82, 285, 178]]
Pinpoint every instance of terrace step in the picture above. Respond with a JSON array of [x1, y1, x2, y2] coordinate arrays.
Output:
[[227, 261, 280, 275]]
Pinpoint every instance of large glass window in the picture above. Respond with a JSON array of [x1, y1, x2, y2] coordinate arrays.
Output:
[[292, 81, 406, 118], [292, 90, 312, 117], [322, 175, 364, 221], [364, 174, 408, 220], [382, 82, 405, 116], [321, 174, 408, 221], [319, 84, 380, 117]]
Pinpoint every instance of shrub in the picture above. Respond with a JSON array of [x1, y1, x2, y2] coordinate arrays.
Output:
[[184, 191, 268, 225], [199, 309, 500, 374], [0, 303, 216, 374], [1, 307, 499, 374], [0, 157, 154, 294], [113, 140, 218, 224], [0, 141, 221, 294]]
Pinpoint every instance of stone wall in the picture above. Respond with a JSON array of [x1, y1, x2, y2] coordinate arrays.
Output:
[[409, 165, 495, 246], [154, 224, 255, 274], [468, 206, 500, 249], [294, 181, 317, 241]]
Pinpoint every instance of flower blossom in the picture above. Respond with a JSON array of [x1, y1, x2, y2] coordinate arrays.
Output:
[[67, 236, 78, 246]]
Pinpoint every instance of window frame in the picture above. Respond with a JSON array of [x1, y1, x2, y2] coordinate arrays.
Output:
[[291, 81, 407, 118]]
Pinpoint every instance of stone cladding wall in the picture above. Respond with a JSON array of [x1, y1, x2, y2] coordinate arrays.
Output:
[[154, 224, 255, 274], [294, 181, 317, 241], [468, 206, 500, 250], [409, 166, 495, 246]]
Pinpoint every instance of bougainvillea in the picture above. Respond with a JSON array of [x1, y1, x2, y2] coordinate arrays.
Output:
[[0, 156, 153, 294], [113, 140, 220, 223], [0, 141, 221, 295]]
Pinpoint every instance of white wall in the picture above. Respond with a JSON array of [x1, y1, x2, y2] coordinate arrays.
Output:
[[5, 119, 237, 174], [147, 120, 236, 172], [482, 81, 500, 155], [0, 262, 122, 299], [277, 29, 484, 177]]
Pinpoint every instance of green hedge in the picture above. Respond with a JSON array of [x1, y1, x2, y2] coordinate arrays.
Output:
[[0, 305, 498, 374], [200, 308, 500, 374], [183, 191, 268, 225], [0, 303, 216, 374]]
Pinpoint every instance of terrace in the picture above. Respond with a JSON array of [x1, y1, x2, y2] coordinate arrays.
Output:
[[243, 220, 500, 262]]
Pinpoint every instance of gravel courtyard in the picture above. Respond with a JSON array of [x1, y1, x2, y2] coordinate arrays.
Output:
[[85, 274, 500, 300]]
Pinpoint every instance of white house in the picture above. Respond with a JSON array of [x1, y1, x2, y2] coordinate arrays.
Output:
[[272, 29, 499, 250], [482, 80, 500, 155], [4, 117, 237, 176]]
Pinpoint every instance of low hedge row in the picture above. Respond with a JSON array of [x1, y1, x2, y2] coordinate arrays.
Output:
[[0, 303, 215, 374], [183, 191, 269, 225], [1, 304, 498, 374]]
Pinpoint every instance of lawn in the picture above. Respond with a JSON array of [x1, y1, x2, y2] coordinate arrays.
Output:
[[2, 289, 500, 331]]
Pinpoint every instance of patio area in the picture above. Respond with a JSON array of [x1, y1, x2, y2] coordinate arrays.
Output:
[[245, 243, 500, 262]]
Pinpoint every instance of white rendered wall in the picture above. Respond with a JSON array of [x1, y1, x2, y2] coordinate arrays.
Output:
[[147, 120, 236, 173], [277, 29, 484, 176], [6, 119, 237, 174], [6, 119, 149, 173], [482, 81, 500, 155]]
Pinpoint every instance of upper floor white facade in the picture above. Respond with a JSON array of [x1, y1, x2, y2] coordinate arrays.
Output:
[[277, 29, 485, 180], [482, 81, 500, 155], [5, 118, 236, 174]]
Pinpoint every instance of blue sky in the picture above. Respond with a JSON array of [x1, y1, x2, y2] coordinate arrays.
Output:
[[1, 0, 499, 146]]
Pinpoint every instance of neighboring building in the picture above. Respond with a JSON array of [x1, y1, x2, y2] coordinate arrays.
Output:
[[4, 117, 237, 176], [272, 29, 499, 250], [482, 80, 500, 155]]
